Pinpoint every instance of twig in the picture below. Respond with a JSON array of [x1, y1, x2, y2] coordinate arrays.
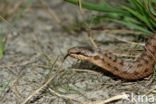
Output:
[[39, 0, 61, 24], [83, 93, 129, 104], [86, 30, 98, 49], [48, 88, 80, 103], [106, 34, 144, 46], [90, 27, 144, 35], [21, 58, 64, 104], [145, 87, 156, 95]]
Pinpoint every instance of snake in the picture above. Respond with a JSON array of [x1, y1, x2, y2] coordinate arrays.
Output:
[[66, 35, 156, 80]]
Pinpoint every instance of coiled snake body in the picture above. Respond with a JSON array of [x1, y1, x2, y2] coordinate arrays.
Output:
[[67, 35, 156, 80]]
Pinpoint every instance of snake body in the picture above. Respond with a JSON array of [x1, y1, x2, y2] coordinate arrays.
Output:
[[67, 35, 156, 80]]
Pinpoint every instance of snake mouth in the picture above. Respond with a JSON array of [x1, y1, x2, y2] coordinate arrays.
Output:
[[69, 53, 87, 60], [64, 52, 88, 60], [64, 53, 86, 60]]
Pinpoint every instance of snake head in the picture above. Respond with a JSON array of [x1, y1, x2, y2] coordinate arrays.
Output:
[[66, 47, 97, 60]]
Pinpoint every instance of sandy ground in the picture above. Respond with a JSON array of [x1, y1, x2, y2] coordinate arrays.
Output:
[[0, 0, 156, 104]]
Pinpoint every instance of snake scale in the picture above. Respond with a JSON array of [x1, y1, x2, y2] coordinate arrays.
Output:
[[66, 35, 156, 80]]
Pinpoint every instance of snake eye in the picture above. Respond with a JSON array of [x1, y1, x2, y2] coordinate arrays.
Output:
[[76, 52, 81, 54]]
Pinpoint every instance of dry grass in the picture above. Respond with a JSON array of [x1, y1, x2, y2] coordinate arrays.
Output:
[[0, 0, 26, 20], [0, 0, 156, 104]]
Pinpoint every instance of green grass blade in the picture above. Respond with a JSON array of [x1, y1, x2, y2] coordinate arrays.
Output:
[[64, 0, 125, 13], [113, 19, 152, 35], [122, 5, 154, 30], [0, 34, 5, 59], [65, 0, 156, 35]]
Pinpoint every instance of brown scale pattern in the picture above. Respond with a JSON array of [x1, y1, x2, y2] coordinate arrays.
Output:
[[68, 35, 156, 80]]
